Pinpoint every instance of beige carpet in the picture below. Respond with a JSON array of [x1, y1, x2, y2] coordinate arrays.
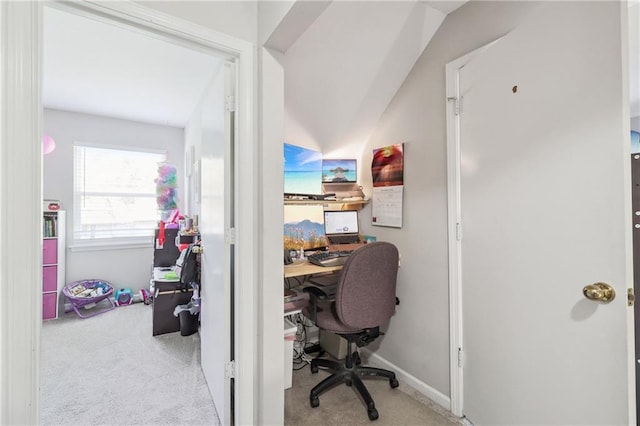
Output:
[[41, 302, 219, 425], [285, 354, 459, 426], [42, 302, 458, 425]]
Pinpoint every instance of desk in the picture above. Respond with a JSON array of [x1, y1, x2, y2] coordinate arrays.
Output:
[[283, 260, 343, 316], [283, 259, 349, 360], [284, 260, 342, 278], [152, 267, 193, 336]]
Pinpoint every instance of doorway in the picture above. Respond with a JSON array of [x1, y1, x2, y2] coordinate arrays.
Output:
[[0, 2, 257, 424], [446, 2, 633, 424]]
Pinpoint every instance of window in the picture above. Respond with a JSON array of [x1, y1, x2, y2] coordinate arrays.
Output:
[[73, 144, 166, 246]]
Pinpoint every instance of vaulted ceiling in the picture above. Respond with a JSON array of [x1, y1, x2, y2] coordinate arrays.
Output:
[[43, 6, 223, 128], [44, 0, 637, 137], [281, 1, 456, 156], [44, 1, 465, 130]]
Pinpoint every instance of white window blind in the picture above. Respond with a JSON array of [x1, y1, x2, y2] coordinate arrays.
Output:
[[73, 145, 166, 244]]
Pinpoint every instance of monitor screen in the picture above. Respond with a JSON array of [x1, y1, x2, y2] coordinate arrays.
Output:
[[324, 211, 359, 235], [321, 159, 357, 183]]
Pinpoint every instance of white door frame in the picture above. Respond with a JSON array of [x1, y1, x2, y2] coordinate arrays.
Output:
[[445, 40, 501, 418], [0, 2, 257, 424]]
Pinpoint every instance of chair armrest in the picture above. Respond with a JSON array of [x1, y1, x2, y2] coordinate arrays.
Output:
[[302, 286, 328, 300], [302, 286, 328, 323]]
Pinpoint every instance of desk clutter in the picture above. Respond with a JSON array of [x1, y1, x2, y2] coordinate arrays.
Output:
[[151, 226, 201, 337]]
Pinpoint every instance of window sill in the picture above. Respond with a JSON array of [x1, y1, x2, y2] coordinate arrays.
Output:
[[69, 239, 153, 252]]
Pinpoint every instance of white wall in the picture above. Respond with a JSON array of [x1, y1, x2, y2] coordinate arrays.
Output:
[[258, 46, 286, 425], [357, 0, 564, 398], [629, 2, 639, 118], [43, 108, 184, 293], [632, 116, 639, 132], [280, 0, 539, 401], [184, 89, 205, 218]]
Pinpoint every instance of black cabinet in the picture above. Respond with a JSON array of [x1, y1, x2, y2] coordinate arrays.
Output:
[[153, 228, 180, 267], [152, 279, 193, 336]]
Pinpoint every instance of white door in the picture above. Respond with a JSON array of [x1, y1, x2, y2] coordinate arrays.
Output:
[[453, 2, 632, 424], [199, 61, 235, 425]]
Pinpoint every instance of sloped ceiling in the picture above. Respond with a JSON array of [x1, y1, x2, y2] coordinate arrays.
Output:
[[282, 1, 460, 158], [43, 6, 223, 128]]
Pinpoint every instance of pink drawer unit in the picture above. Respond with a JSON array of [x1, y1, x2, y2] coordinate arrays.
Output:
[[43, 239, 57, 265], [43, 266, 57, 292], [43, 292, 57, 320]]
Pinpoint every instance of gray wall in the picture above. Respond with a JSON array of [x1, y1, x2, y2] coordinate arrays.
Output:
[[356, 1, 541, 397], [43, 108, 184, 293]]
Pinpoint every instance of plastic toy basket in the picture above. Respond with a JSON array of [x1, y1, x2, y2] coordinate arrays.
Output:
[[63, 279, 116, 319]]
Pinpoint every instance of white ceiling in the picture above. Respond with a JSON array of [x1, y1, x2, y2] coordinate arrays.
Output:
[[284, 1, 447, 154], [43, 7, 223, 128], [420, 0, 468, 15], [44, 0, 638, 132]]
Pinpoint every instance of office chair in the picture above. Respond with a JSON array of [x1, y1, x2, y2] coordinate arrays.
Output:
[[303, 241, 400, 421]]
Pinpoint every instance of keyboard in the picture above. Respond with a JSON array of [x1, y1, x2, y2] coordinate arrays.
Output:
[[327, 235, 361, 245], [307, 251, 352, 267]]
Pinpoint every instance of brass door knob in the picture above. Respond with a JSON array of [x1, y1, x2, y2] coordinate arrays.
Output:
[[583, 282, 615, 303]]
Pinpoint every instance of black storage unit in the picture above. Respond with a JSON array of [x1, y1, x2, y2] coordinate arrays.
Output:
[[153, 228, 180, 267], [152, 279, 193, 336]]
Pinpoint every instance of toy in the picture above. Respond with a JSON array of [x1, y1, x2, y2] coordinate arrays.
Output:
[[140, 288, 151, 305], [63, 279, 115, 319], [114, 288, 133, 306]]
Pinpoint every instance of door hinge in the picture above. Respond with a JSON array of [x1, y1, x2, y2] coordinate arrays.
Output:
[[628, 288, 635, 307], [225, 227, 236, 244], [225, 95, 236, 112], [225, 360, 236, 379], [458, 347, 463, 368], [456, 223, 463, 241], [448, 96, 462, 115]]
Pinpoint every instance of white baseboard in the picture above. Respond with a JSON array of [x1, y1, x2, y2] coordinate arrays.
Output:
[[361, 348, 451, 412]]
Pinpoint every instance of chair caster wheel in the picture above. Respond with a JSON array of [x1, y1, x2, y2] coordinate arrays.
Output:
[[390, 378, 399, 388], [367, 408, 379, 421], [345, 378, 352, 387], [311, 364, 319, 374], [310, 396, 319, 408]]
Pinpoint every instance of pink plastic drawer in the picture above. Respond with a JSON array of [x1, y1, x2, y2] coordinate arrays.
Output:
[[43, 266, 57, 292], [43, 239, 57, 265], [43, 292, 57, 320]]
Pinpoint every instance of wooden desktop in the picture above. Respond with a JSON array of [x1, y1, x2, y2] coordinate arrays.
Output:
[[283, 243, 365, 278]]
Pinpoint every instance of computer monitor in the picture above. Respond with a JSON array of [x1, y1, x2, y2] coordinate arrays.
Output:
[[324, 211, 359, 235], [322, 159, 357, 183]]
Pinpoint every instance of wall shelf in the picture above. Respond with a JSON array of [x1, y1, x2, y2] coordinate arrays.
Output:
[[283, 199, 369, 210]]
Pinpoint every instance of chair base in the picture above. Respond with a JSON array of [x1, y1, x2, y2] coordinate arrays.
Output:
[[309, 351, 399, 421]]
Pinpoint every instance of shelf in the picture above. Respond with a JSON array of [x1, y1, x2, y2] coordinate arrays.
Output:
[[284, 199, 369, 210]]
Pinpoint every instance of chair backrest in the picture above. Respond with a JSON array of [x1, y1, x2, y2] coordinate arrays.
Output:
[[335, 242, 399, 330]]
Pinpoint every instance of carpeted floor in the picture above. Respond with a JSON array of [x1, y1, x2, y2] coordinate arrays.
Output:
[[42, 302, 458, 425], [41, 302, 219, 425], [285, 355, 459, 426]]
